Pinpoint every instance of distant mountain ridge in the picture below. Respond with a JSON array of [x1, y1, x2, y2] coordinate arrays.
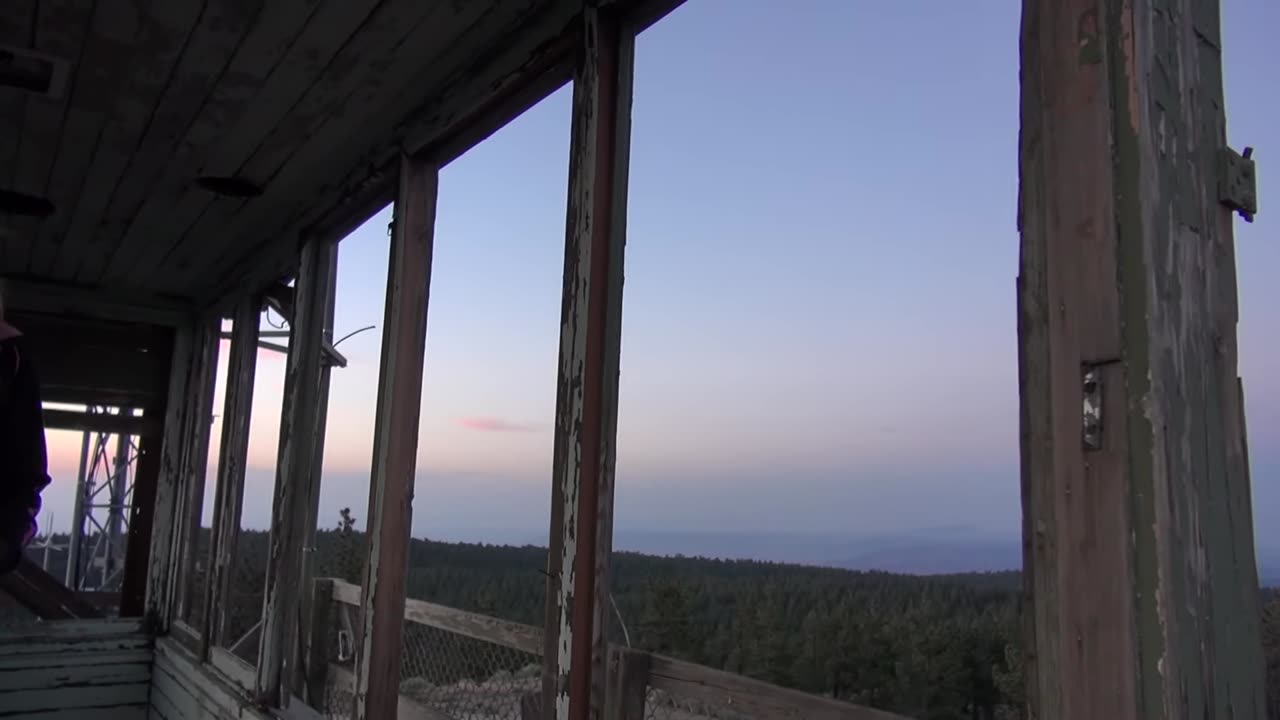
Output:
[[430, 525, 1280, 585]]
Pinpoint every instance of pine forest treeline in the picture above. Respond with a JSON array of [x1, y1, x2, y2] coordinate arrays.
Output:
[[33, 517, 1278, 720]]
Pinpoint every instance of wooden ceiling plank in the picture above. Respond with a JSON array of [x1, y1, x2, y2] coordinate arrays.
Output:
[[127, 0, 460, 289], [60, 0, 266, 286], [0, 0, 36, 189], [26, 0, 146, 278], [89, 0, 381, 288], [53, 0, 207, 286], [4, 0, 94, 276], [0, 0, 37, 271], [196, 1, 573, 304], [166, 0, 544, 296]]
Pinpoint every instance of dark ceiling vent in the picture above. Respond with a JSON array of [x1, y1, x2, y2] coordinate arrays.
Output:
[[196, 175, 264, 199], [0, 189, 55, 218], [0, 45, 69, 99]]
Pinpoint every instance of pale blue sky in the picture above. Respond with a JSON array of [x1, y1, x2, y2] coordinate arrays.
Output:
[[40, 2, 1278, 551]]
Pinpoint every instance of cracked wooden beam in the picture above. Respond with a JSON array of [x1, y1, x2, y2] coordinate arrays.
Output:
[[541, 5, 634, 720]]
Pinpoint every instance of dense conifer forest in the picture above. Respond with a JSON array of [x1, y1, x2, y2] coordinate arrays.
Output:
[[23, 516, 1279, 719], [305, 515, 1280, 720]]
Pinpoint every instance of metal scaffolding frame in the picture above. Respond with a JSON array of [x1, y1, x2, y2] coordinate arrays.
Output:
[[65, 407, 139, 592]]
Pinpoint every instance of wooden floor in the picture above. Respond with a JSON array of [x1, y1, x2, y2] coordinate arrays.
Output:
[[0, 618, 152, 719]]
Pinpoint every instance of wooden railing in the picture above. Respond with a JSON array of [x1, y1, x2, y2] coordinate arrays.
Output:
[[307, 578, 910, 720]]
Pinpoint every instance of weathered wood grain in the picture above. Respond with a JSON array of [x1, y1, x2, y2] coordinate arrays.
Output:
[[1018, 0, 1266, 717], [88, 0, 358, 287], [122, 343, 175, 619], [1016, 2, 1137, 718], [353, 152, 438, 720], [293, 242, 339, 699], [151, 636, 276, 720], [331, 578, 544, 656], [144, 0, 459, 289], [0, 0, 37, 191], [24, 0, 142, 278], [172, 318, 223, 627], [303, 579, 335, 708], [166, 0, 515, 297], [52, 0, 207, 284], [0, 648, 150, 672], [255, 239, 335, 708], [145, 317, 218, 631], [3, 277, 194, 326], [647, 655, 910, 720], [201, 296, 261, 652], [1119, 0, 1265, 716], [197, 0, 565, 307], [604, 647, 648, 720], [0, 662, 151, 693], [0, 617, 151, 719], [4, 0, 93, 274], [0, 557, 106, 620], [543, 8, 634, 720], [62, 0, 263, 284], [199, 0, 682, 307]]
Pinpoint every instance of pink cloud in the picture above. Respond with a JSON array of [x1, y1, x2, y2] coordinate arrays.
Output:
[[455, 417, 538, 433]]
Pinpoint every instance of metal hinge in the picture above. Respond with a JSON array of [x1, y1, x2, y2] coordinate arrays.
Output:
[[1219, 146, 1257, 223]]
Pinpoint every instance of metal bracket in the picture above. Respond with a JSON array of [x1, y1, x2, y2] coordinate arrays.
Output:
[[1082, 367, 1104, 450], [1082, 358, 1122, 450], [1219, 146, 1257, 222]]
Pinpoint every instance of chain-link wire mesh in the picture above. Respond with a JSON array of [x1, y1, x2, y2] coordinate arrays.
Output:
[[398, 619, 542, 720], [643, 687, 755, 720]]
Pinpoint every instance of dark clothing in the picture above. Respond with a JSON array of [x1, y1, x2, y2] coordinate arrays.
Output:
[[0, 334, 50, 574]]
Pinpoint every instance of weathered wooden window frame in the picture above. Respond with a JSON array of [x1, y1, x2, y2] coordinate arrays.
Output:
[[540, 7, 635, 720], [146, 314, 221, 633], [254, 238, 339, 707], [202, 295, 263, 660], [350, 150, 440, 720]]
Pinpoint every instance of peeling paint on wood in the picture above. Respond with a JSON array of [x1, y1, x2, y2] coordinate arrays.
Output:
[[1019, 0, 1265, 718], [256, 239, 335, 708], [542, 8, 635, 720], [151, 636, 276, 720], [353, 152, 439, 720], [202, 296, 262, 652], [0, 619, 151, 719], [143, 321, 190, 627], [171, 318, 223, 628]]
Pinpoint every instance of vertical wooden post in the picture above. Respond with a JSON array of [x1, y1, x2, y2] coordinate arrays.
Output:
[[202, 295, 262, 654], [256, 239, 336, 707], [145, 316, 219, 630], [295, 241, 340, 698], [353, 152, 438, 720], [120, 330, 175, 618], [306, 578, 336, 708], [1017, 0, 1265, 718], [604, 648, 649, 720], [542, 7, 635, 720], [175, 321, 222, 625]]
